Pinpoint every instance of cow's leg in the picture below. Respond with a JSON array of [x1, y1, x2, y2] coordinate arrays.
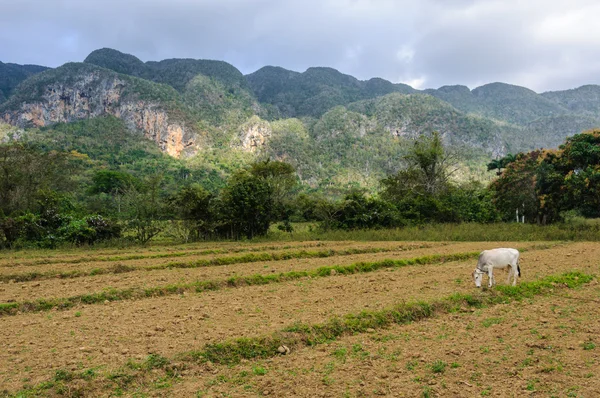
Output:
[[506, 266, 513, 284], [488, 268, 494, 287], [511, 263, 518, 286]]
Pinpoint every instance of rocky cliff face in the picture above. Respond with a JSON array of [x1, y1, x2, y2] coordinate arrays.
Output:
[[236, 116, 271, 152], [1, 71, 197, 157]]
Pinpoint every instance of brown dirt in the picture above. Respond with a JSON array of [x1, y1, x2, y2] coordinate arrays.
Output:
[[172, 278, 600, 397], [0, 241, 598, 395], [0, 242, 220, 266], [0, 241, 439, 276], [0, 240, 350, 267], [0, 241, 481, 303]]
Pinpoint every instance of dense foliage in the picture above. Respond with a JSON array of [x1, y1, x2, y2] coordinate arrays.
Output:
[[4, 48, 600, 197], [246, 66, 415, 118], [0, 61, 48, 101], [1, 127, 599, 249], [2, 48, 600, 249], [492, 130, 600, 223], [84, 48, 249, 92]]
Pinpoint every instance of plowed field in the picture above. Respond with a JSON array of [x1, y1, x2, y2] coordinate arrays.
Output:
[[1, 240, 599, 397]]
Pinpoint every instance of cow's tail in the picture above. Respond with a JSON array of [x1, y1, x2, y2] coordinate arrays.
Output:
[[517, 262, 521, 277]]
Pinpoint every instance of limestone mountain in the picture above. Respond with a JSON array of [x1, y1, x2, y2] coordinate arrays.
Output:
[[0, 61, 49, 103], [425, 82, 570, 125], [541, 85, 600, 115], [246, 65, 415, 118], [3, 47, 600, 193], [84, 48, 250, 93], [85, 48, 261, 131], [0, 62, 199, 157]]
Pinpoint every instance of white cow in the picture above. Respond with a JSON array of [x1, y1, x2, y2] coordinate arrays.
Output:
[[472, 248, 520, 288]]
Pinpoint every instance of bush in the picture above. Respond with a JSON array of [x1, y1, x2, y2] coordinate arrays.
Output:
[[85, 215, 121, 242], [59, 215, 120, 245], [0, 213, 46, 246], [59, 218, 96, 245], [0, 213, 121, 248], [327, 191, 403, 230]]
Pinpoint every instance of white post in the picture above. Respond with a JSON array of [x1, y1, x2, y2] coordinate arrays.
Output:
[[522, 203, 525, 223], [516, 208, 519, 223]]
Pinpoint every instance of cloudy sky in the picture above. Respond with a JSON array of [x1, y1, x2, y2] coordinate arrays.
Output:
[[1, 0, 599, 92]]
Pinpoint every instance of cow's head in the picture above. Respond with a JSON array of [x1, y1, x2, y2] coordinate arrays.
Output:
[[472, 269, 484, 288]]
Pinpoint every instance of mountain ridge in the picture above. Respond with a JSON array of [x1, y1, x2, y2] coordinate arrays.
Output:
[[2, 48, 600, 193], [0, 60, 50, 103]]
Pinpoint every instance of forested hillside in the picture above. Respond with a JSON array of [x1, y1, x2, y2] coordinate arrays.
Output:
[[2, 48, 600, 248], [246, 65, 415, 118], [2, 47, 600, 195], [0, 61, 49, 103]]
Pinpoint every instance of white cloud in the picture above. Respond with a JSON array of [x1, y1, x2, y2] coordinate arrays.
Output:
[[396, 46, 415, 64], [401, 76, 427, 89], [534, 4, 600, 46], [0, 0, 599, 91]]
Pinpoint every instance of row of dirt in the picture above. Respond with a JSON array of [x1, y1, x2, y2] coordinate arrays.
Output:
[[0, 241, 440, 275], [169, 274, 600, 397], [0, 241, 484, 303], [0, 241, 234, 266], [1, 241, 596, 393], [0, 241, 350, 267]]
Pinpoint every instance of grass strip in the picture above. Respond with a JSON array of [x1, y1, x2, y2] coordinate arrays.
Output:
[[186, 271, 595, 365], [0, 244, 437, 283], [0, 251, 479, 316], [0, 244, 557, 316], [5, 270, 593, 397], [0, 241, 385, 268]]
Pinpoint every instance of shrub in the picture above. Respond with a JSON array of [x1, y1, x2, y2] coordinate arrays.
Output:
[[85, 215, 121, 242], [327, 191, 402, 230], [55, 215, 121, 246]]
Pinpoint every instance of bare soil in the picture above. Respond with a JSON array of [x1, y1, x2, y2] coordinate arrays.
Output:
[[0, 241, 598, 396], [174, 276, 600, 397], [0, 242, 443, 279], [0, 241, 481, 303], [0, 241, 355, 268]]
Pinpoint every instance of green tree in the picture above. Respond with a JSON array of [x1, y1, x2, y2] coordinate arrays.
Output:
[[122, 176, 166, 245], [249, 159, 297, 220], [487, 153, 517, 176], [219, 170, 275, 239], [379, 131, 464, 223], [88, 170, 138, 195], [491, 130, 600, 223], [437, 182, 499, 223], [87, 170, 139, 215], [329, 190, 400, 230], [381, 131, 457, 200], [490, 151, 542, 222], [538, 131, 600, 219], [0, 142, 77, 216], [169, 184, 215, 241]]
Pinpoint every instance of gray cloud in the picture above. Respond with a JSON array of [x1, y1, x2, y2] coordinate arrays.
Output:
[[1, 0, 599, 92]]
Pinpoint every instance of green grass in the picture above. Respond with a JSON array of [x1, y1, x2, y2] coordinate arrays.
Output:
[[0, 250, 489, 316], [6, 270, 594, 397], [582, 341, 596, 350], [264, 222, 600, 242], [182, 271, 593, 365], [0, 244, 428, 283], [251, 366, 267, 376], [429, 360, 447, 374], [481, 317, 503, 327], [1, 242, 332, 268], [0, 243, 559, 316], [1, 221, 590, 260]]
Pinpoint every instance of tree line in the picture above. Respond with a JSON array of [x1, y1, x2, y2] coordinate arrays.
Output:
[[1, 129, 598, 249]]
